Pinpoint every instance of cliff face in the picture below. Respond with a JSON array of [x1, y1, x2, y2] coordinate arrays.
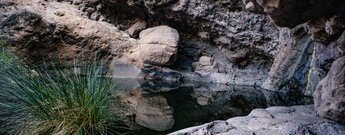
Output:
[[242, 0, 345, 124], [243, 0, 345, 95], [1, 0, 345, 126], [0, 0, 281, 86]]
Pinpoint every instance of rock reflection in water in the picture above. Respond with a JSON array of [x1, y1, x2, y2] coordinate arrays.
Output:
[[111, 79, 312, 133], [135, 94, 174, 131]]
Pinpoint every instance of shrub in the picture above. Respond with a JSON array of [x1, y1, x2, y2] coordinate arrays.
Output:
[[0, 63, 125, 135]]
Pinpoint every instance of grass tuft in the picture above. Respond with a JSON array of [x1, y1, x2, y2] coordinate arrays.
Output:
[[0, 40, 14, 68], [0, 62, 125, 135]]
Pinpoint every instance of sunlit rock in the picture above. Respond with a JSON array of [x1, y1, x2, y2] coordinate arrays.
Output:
[[139, 25, 179, 66]]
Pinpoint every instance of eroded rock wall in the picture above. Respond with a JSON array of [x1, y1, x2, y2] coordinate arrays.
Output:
[[1, 0, 343, 95], [1, 0, 345, 131], [0, 0, 283, 86], [243, 0, 345, 125], [314, 56, 345, 125], [261, 26, 313, 93]]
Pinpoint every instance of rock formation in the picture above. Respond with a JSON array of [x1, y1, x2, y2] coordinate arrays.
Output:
[[1, 0, 345, 133], [0, 0, 280, 86], [262, 26, 313, 92], [139, 25, 179, 66], [0, 1, 137, 66], [314, 56, 345, 125], [242, 0, 345, 124], [170, 105, 345, 135], [242, 0, 345, 28]]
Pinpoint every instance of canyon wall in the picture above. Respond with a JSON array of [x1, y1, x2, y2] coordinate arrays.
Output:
[[0, 0, 344, 125], [242, 0, 345, 124]]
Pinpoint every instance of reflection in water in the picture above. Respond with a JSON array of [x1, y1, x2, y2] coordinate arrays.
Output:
[[135, 95, 174, 131], [111, 79, 312, 134], [109, 64, 142, 78]]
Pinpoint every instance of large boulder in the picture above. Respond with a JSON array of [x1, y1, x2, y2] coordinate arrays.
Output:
[[139, 25, 179, 66], [314, 56, 345, 124]]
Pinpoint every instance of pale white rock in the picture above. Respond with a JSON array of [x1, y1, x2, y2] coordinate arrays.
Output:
[[170, 105, 345, 135], [139, 25, 179, 66]]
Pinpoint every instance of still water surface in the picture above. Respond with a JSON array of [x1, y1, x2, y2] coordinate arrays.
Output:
[[110, 79, 313, 134]]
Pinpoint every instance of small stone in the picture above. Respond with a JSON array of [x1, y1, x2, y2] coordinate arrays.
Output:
[[85, 7, 95, 14], [215, 36, 230, 45], [245, 2, 256, 12], [90, 12, 100, 21], [126, 20, 147, 38], [96, 4, 102, 11], [325, 16, 344, 35], [249, 109, 274, 118], [54, 11, 65, 16], [254, 24, 262, 31], [81, 13, 88, 19], [256, 0, 265, 6], [98, 15, 106, 22], [226, 50, 247, 63], [199, 56, 213, 66], [73, 0, 82, 5], [198, 32, 210, 40], [127, 0, 136, 6], [78, 3, 86, 11]]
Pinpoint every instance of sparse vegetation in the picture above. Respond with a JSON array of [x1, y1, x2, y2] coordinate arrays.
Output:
[[0, 60, 126, 135]]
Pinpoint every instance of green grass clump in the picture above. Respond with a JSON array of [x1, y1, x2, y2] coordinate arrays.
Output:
[[0, 40, 14, 67], [0, 63, 124, 135]]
